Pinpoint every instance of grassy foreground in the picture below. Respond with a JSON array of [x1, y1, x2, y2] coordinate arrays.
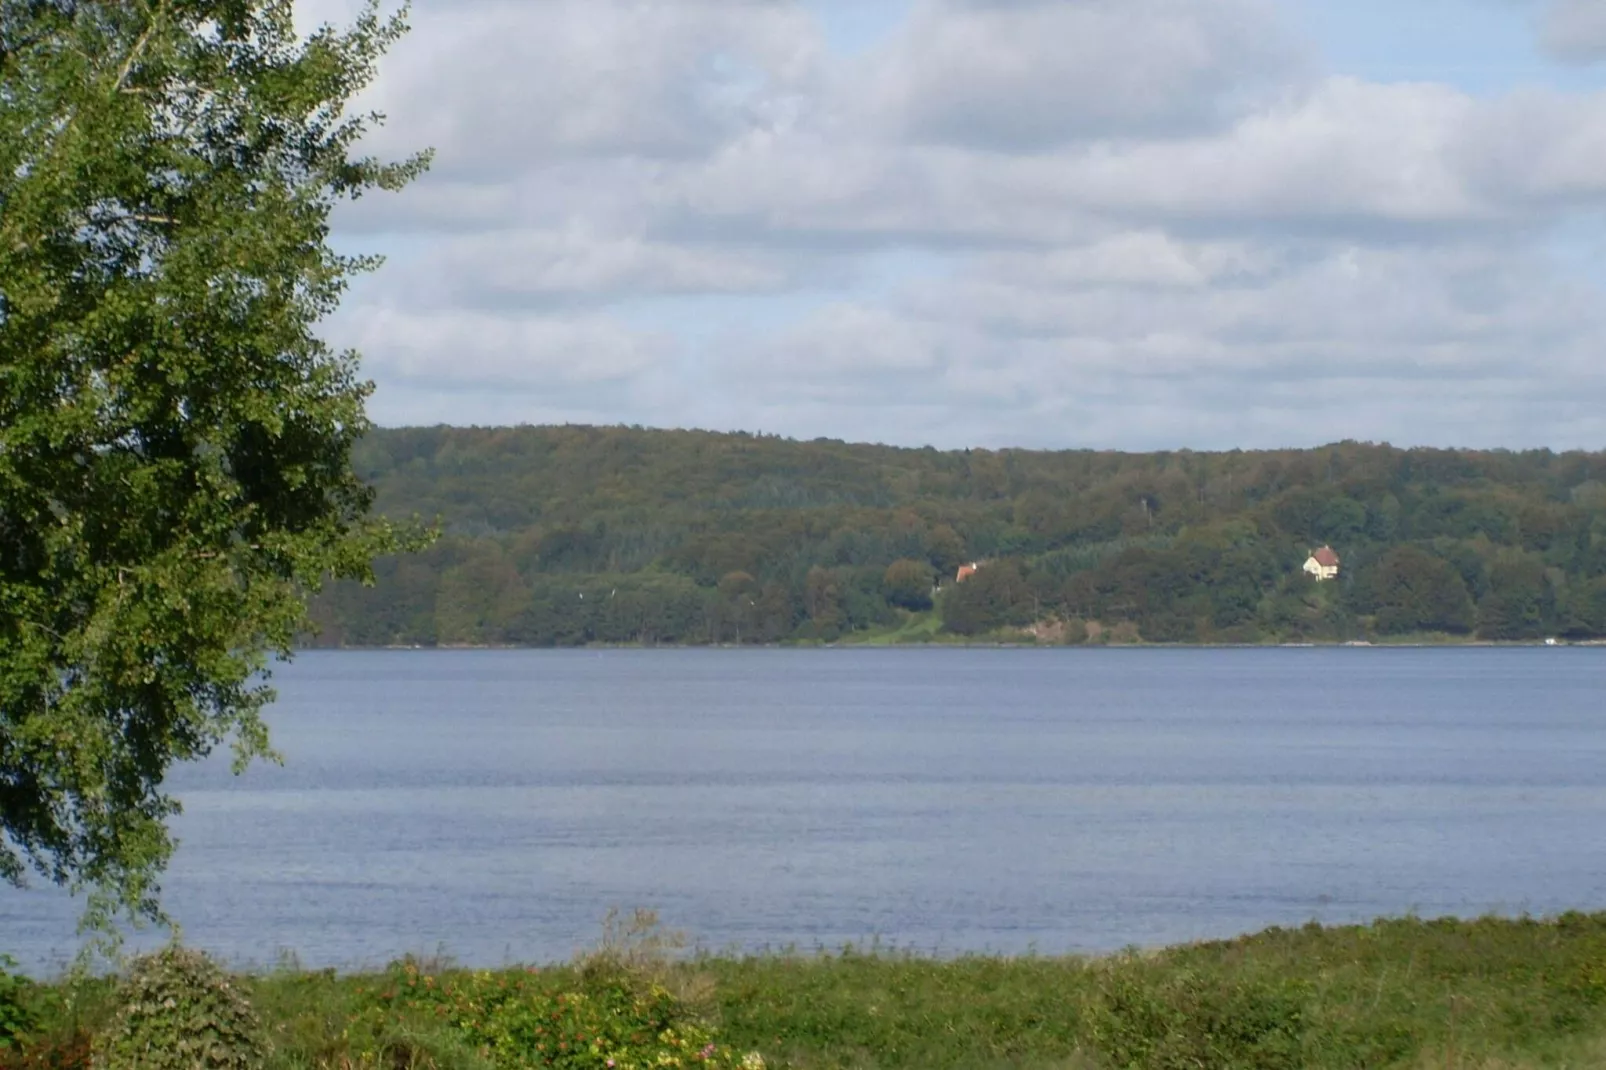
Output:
[[8, 913, 1606, 1069]]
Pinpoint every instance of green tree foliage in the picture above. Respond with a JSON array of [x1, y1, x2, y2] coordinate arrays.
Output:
[[508, 574, 711, 647], [1060, 532, 1282, 643], [1259, 574, 1348, 642], [1476, 555, 1556, 640], [308, 427, 1606, 647], [435, 543, 529, 645], [1355, 547, 1477, 636], [922, 523, 968, 576], [0, 955, 33, 1051], [940, 561, 1036, 636], [715, 570, 760, 643], [0, 2, 426, 922], [1563, 576, 1606, 638], [1270, 487, 1367, 547], [882, 558, 935, 611], [801, 565, 846, 641]]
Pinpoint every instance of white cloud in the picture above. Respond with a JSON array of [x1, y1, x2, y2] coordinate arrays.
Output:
[[662, 77, 1606, 245], [859, 0, 1301, 148], [301, 0, 1606, 450], [746, 304, 946, 379], [694, 237, 1606, 448], [977, 233, 1272, 289], [1458, 89, 1606, 204], [1539, 0, 1606, 63], [352, 0, 822, 173], [930, 239, 1604, 374], [1022, 79, 1489, 224], [389, 227, 797, 306], [337, 305, 663, 387]]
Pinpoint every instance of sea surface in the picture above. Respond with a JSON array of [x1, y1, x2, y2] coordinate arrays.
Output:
[[5, 647, 1606, 973]]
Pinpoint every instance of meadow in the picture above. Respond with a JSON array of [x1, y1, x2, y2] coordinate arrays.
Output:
[[8, 912, 1606, 1070]]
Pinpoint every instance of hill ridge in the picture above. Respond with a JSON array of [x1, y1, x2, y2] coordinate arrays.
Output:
[[305, 425, 1606, 646]]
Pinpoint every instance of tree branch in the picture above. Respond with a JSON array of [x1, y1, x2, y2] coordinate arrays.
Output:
[[114, 2, 168, 94]]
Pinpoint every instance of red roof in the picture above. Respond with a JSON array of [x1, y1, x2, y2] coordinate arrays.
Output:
[[1311, 546, 1340, 567]]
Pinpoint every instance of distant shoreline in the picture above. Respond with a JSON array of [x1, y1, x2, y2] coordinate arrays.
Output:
[[293, 638, 1606, 652]]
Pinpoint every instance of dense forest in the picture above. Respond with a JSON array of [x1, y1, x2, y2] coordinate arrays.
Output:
[[304, 425, 1606, 647]]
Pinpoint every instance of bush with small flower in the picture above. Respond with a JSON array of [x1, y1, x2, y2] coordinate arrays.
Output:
[[346, 958, 763, 1070]]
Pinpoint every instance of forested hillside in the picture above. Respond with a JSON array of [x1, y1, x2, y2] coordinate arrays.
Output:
[[305, 425, 1606, 646]]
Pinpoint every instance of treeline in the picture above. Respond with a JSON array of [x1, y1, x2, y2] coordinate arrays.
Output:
[[303, 425, 1606, 646]]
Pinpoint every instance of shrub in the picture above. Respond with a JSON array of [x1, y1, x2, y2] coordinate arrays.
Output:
[[93, 947, 266, 1070], [349, 915, 763, 1070], [0, 957, 34, 1052], [1084, 959, 1308, 1070], [356, 960, 758, 1070], [577, 909, 716, 1012], [0, 1032, 92, 1070]]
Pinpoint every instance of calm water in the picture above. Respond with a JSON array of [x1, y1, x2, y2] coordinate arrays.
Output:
[[5, 647, 1606, 972]]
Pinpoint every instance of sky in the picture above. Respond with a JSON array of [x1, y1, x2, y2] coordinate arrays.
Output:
[[293, 0, 1606, 451]]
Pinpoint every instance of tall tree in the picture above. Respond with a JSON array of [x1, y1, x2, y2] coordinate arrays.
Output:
[[881, 558, 934, 611], [941, 560, 1035, 636], [1477, 557, 1556, 640], [0, 0, 427, 926], [1362, 547, 1477, 636]]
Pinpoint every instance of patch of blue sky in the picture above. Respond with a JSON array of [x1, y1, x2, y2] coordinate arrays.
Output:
[[803, 0, 914, 57], [1289, 0, 1606, 94], [1542, 211, 1606, 290]]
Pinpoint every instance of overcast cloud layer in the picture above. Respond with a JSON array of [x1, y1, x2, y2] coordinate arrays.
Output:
[[298, 0, 1606, 450]]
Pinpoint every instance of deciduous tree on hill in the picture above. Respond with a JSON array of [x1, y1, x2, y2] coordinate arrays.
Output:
[[882, 558, 935, 611], [0, 0, 426, 927], [1359, 547, 1477, 636], [941, 560, 1035, 636]]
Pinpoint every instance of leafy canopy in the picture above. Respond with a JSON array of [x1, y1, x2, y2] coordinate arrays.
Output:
[[0, 0, 427, 926]]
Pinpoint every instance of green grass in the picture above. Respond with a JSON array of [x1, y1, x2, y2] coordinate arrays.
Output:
[[697, 915, 1606, 1069], [11, 915, 1606, 1069], [842, 611, 950, 646]]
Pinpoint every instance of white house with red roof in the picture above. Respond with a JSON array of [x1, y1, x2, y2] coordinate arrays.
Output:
[[1303, 545, 1341, 582]]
